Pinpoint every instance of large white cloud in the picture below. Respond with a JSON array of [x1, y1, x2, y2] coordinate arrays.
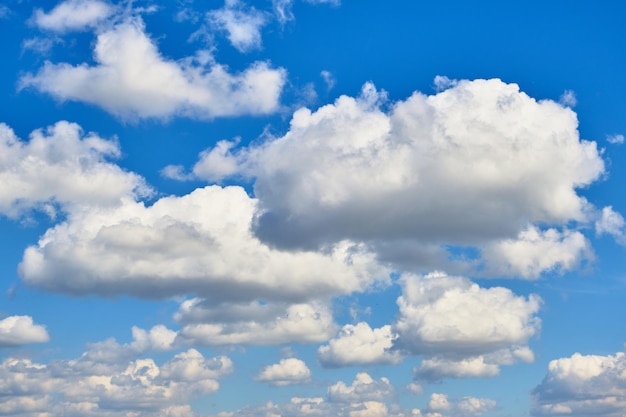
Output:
[[32, 0, 114, 32], [0, 316, 49, 347], [21, 18, 286, 120], [0, 348, 231, 416], [394, 271, 541, 361], [19, 185, 388, 301], [255, 358, 312, 386], [186, 79, 604, 278], [533, 350, 626, 416], [0, 121, 149, 217]]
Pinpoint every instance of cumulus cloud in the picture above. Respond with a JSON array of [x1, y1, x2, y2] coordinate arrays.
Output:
[[184, 79, 604, 278], [19, 185, 388, 301], [32, 0, 114, 32], [533, 350, 626, 416], [327, 372, 394, 403], [208, 0, 267, 52], [0, 348, 231, 416], [255, 358, 312, 386], [482, 226, 593, 279], [176, 300, 337, 345], [20, 18, 286, 120], [394, 272, 541, 362], [426, 393, 495, 417], [0, 121, 149, 218], [318, 322, 402, 367], [0, 316, 49, 347]]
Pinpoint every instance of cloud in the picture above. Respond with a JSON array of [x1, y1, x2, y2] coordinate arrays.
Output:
[[426, 393, 496, 417], [272, 0, 295, 24], [31, 0, 114, 32], [20, 18, 286, 120], [19, 185, 388, 301], [559, 89, 577, 107], [393, 271, 541, 360], [0, 121, 149, 218], [321, 70, 336, 91], [0, 348, 231, 416], [208, 0, 267, 52], [607, 133, 624, 145], [532, 350, 626, 416], [255, 358, 312, 386], [481, 226, 593, 279], [185, 79, 604, 278], [595, 205, 626, 244], [176, 300, 338, 345], [327, 372, 394, 403], [318, 322, 402, 367], [414, 356, 500, 380], [0, 316, 49, 347]]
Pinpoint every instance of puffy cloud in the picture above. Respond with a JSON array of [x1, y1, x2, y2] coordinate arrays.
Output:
[[0, 121, 149, 217], [185, 79, 604, 278], [426, 394, 495, 417], [394, 272, 541, 360], [208, 0, 267, 52], [176, 300, 337, 346], [327, 373, 394, 403], [0, 316, 49, 347], [32, 0, 114, 32], [255, 358, 312, 386], [482, 226, 592, 279], [0, 348, 231, 416], [533, 350, 626, 417], [19, 185, 388, 301], [318, 322, 402, 367], [414, 356, 500, 381], [20, 18, 286, 120]]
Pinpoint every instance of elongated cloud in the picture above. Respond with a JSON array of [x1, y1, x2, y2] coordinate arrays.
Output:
[[255, 358, 312, 386], [32, 0, 114, 32], [19, 185, 388, 301], [21, 18, 286, 120]]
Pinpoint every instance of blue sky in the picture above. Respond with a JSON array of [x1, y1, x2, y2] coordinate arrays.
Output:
[[1, 1, 626, 416]]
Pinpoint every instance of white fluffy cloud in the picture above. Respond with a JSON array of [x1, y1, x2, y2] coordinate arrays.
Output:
[[19, 185, 388, 301], [21, 18, 286, 120], [533, 350, 626, 416], [595, 206, 626, 244], [394, 271, 541, 361], [0, 348, 231, 416], [482, 226, 592, 279], [255, 358, 312, 386], [318, 322, 402, 367], [0, 316, 49, 347], [327, 373, 394, 403], [32, 0, 114, 32], [208, 0, 267, 52], [427, 393, 496, 417], [0, 121, 149, 217], [184, 79, 604, 278]]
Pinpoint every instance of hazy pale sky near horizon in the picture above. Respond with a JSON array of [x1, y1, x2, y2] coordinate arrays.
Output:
[[2, 1, 626, 416]]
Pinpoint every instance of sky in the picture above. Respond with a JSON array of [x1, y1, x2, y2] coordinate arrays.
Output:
[[1, 1, 626, 416]]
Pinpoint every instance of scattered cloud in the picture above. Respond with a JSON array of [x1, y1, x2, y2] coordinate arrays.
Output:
[[208, 0, 268, 52], [0, 316, 49, 347], [532, 350, 626, 416], [559, 89, 577, 107], [255, 358, 312, 386], [595, 205, 626, 244], [31, 0, 114, 32], [427, 393, 496, 417], [321, 70, 336, 90], [607, 133, 624, 145], [0, 348, 232, 416], [327, 372, 394, 403], [20, 18, 286, 120]]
